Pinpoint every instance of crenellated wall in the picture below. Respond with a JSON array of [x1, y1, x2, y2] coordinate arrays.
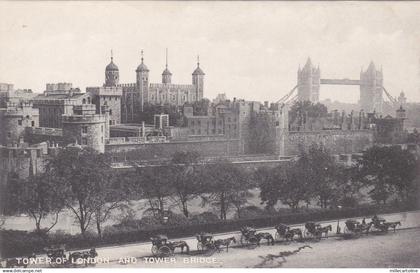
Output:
[[286, 130, 374, 156]]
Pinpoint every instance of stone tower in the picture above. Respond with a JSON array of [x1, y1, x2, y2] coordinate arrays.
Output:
[[192, 56, 205, 101], [297, 58, 320, 103], [105, 51, 119, 87], [360, 61, 383, 113], [136, 50, 149, 112], [0, 101, 39, 146], [162, 49, 172, 84], [62, 104, 107, 153]]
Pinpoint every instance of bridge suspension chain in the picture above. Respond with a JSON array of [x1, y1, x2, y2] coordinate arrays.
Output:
[[276, 85, 298, 104], [382, 86, 398, 106]]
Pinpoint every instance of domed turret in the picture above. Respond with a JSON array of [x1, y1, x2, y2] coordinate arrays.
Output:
[[105, 51, 119, 87], [192, 61, 205, 76], [136, 50, 150, 112], [136, 51, 149, 72]]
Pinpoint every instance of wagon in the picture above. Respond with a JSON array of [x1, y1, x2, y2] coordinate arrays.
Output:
[[196, 233, 217, 256], [303, 222, 322, 240], [44, 244, 66, 267], [343, 219, 371, 238], [150, 235, 174, 257], [239, 226, 260, 249]]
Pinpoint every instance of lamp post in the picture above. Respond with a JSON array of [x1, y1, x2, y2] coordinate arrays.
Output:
[[336, 205, 342, 234]]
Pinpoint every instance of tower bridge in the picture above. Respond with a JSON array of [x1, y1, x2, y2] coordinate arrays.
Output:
[[278, 58, 398, 114]]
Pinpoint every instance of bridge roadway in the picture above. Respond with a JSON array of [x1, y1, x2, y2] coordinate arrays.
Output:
[[320, 78, 361, 85], [25, 209, 420, 268]]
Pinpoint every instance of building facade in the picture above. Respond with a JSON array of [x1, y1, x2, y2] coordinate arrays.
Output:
[[99, 52, 205, 124], [32, 84, 93, 128]]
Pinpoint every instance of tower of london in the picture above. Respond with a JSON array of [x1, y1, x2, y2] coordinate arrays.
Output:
[[91, 50, 205, 124]]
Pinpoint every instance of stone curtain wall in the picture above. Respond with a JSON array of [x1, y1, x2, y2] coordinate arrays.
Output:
[[106, 139, 241, 161], [286, 130, 374, 156]]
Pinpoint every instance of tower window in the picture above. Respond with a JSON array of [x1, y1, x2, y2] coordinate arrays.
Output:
[[31, 121, 35, 127], [82, 126, 88, 134]]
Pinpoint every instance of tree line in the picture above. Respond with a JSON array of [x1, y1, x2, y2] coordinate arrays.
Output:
[[5, 144, 419, 237]]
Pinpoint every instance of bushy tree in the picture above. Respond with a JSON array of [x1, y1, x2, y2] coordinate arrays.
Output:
[[201, 161, 249, 220], [259, 162, 312, 211], [7, 172, 65, 233], [289, 101, 328, 124], [169, 151, 202, 218], [46, 147, 116, 235], [134, 166, 173, 217], [248, 112, 276, 154], [356, 145, 418, 204]]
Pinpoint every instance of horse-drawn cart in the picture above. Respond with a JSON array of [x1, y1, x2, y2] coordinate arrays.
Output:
[[150, 235, 190, 257], [342, 219, 371, 238], [196, 233, 217, 256]]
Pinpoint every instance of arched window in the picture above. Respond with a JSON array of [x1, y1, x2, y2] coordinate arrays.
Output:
[[82, 98, 86, 104], [87, 97, 91, 104]]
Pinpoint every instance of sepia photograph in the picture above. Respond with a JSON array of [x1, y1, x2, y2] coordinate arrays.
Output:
[[0, 1, 420, 270]]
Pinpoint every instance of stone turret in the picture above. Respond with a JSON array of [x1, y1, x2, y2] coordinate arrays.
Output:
[[360, 61, 383, 113], [62, 104, 106, 153], [192, 56, 205, 101], [297, 57, 320, 103]]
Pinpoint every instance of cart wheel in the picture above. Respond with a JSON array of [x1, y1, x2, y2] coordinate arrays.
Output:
[[247, 237, 259, 249], [203, 244, 217, 257], [197, 242, 203, 251], [151, 245, 158, 256], [158, 246, 173, 257]]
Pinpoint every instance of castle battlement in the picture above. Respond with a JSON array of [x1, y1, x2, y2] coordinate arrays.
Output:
[[149, 83, 195, 90]]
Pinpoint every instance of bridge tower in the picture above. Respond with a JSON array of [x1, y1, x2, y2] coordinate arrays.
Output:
[[360, 61, 383, 113], [297, 58, 320, 103]]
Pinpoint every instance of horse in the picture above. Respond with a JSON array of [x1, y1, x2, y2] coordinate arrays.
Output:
[[6, 253, 36, 268], [317, 225, 332, 238], [214, 237, 236, 252], [169, 241, 190, 254], [68, 248, 98, 266], [255, 232, 275, 246]]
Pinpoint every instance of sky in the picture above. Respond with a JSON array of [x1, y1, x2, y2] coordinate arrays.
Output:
[[0, 1, 419, 103]]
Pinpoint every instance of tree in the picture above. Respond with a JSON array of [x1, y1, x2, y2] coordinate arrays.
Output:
[[191, 99, 210, 116], [356, 145, 418, 204], [140, 103, 184, 126], [7, 172, 64, 233], [289, 101, 328, 124], [169, 151, 201, 218], [304, 145, 340, 208], [92, 172, 129, 239], [47, 147, 113, 235], [258, 162, 312, 212], [201, 161, 248, 220], [134, 166, 173, 217], [248, 112, 276, 154]]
